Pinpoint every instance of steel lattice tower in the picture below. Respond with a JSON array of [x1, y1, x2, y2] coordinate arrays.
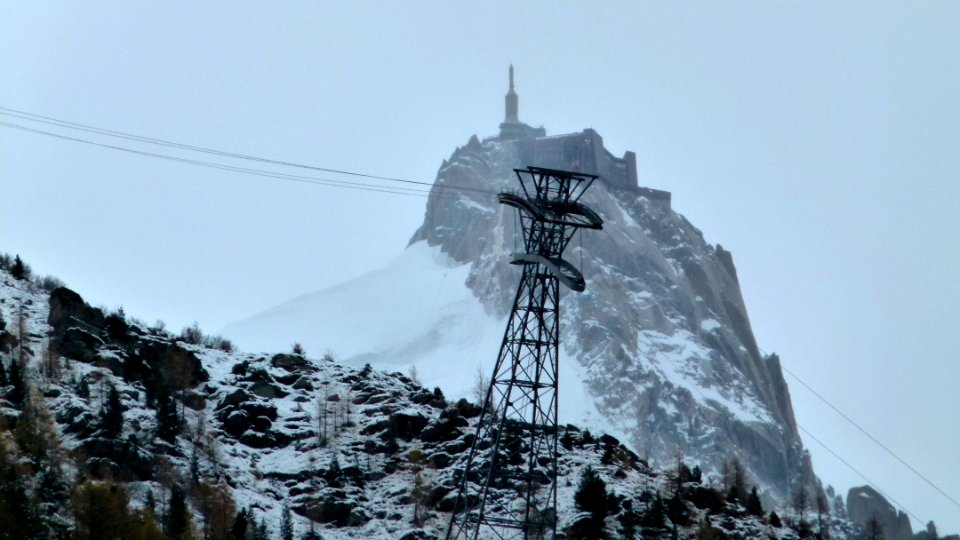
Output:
[[446, 167, 603, 540]]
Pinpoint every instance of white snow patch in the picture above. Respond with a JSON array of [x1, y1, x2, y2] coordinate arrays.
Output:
[[700, 318, 722, 332], [637, 329, 773, 425]]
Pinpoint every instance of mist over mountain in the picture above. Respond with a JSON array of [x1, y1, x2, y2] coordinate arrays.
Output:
[[226, 87, 817, 504]]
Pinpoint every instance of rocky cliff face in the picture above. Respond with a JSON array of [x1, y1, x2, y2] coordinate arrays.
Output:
[[410, 132, 813, 500], [846, 486, 913, 540]]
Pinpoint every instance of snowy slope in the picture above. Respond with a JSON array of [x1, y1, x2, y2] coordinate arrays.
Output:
[[223, 241, 618, 439], [3, 263, 872, 540]]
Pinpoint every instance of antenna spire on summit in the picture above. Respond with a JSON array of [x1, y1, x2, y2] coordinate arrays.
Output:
[[504, 65, 519, 124]]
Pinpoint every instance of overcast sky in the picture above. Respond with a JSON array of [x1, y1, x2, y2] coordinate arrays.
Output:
[[2, 1, 959, 531]]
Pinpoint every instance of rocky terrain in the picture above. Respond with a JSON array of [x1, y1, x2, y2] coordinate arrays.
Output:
[[1, 255, 920, 539]]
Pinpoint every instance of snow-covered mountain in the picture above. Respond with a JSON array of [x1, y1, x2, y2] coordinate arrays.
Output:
[[224, 127, 811, 503]]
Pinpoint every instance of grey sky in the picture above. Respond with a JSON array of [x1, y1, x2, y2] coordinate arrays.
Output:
[[2, 1, 959, 530]]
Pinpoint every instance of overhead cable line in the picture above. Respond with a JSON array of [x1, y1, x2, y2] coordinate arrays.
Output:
[[0, 120, 489, 202], [780, 364, 960, 510], [0, 105, 497, 197], [796, 424, 922, 523], [616, 223, 926, 522]]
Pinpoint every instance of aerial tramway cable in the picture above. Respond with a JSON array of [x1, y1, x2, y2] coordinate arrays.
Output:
[[0, 105, 500, 198]]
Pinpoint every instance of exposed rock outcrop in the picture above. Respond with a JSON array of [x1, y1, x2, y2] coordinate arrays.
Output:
[[847, 486, 913, 540], [409, 131, 811, 498]]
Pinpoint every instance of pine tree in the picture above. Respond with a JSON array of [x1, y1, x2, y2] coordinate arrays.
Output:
[[640, 492, 667, 529], [189, 445, 200, 484], [617, 499, 640, 539], [11, 255, 29, 280], [156, 390, 182, 443], [253, 516, 268, 540], [101, 383, 124, 437], [574, 466, 612, 539], [324, 455, 342, 488], [77, 376, 91, 399], [281, 502, 294, 540], [746, 486, 764, 516], [166, 484, 190, 540], [0, 360, 7, 387], [8, 360, 25, 406], [230, 508, 249, 540], [691, 465, 703, 483], [769, 511, 782, 528]]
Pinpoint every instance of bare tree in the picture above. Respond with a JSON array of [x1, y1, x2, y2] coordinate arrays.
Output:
[[792, 483, 810, 523], [473, 365, 489, 407], [17, 299, 29, 367], [815, 480, 830, 538], [408, 365, 421, 386]]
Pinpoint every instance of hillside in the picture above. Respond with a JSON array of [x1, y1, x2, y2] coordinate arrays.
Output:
[[0, 255, 873, 539]]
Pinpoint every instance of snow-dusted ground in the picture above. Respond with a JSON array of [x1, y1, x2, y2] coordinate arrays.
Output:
[[223, 241, 624, 443], [0, 263, 870, 539]]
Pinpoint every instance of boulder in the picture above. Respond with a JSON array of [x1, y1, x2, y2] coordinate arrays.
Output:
[[56, 403, 98, 438], [271, 353, 316, 373], [292, 377, 315, 391], [385, 411, 429, 441], [80, 437, 155, 481], [48, 287, 105, 335], [250, 415, 273, 432], [239, 402, 278, 421], [427, 452, 452, 469], [223, 410, 250, 436], [398, 530, 438, 540], [58, 327, 103, 363], [420, 411, 468, 443], [216, 389, 253, 413]]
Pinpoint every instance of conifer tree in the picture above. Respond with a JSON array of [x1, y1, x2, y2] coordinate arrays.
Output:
[[574, 466, 613, 539], [166, 484, 191, 540], [746, 486, 764, 516], [101, 383, 124, 437], [0, 360, 7, 387], [77, 376, 91, 399], [617, 499, 640, 539], [11, 255, 29, 280], [230, 508, 249, 540], [281, 502, 294, 540], [189, 445, 200, 484], [156, 390, 183, 443], [640, 492, 667, 529], [253, 516, 268, 540], [8, 360, 25, 406], [769, 511, 782, 528], [146, 489, 156, 512]]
